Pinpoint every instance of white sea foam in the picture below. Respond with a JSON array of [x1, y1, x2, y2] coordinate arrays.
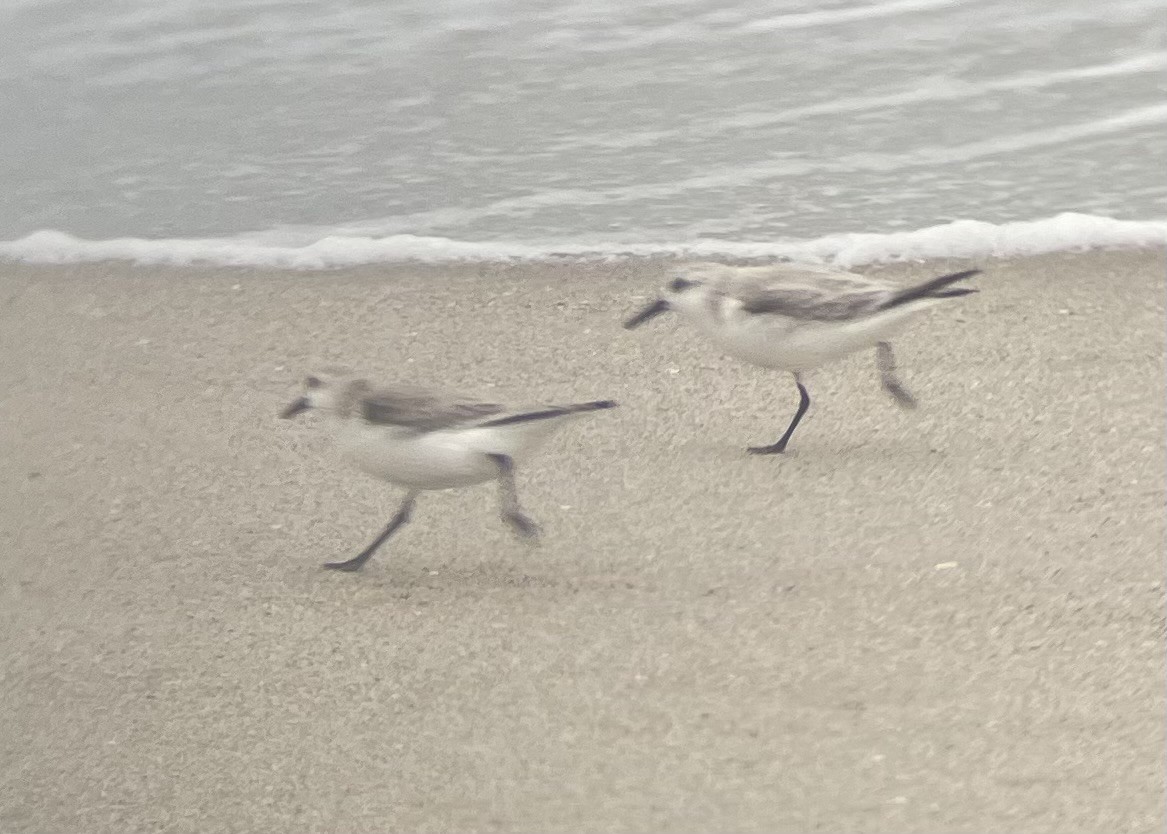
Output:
[[0, 213, 1163, 270]]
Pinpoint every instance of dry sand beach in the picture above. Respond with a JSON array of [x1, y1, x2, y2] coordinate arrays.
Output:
[[0, 248, 1164, 832]]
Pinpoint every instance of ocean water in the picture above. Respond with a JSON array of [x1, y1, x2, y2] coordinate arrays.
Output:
[[1, 0, 1165, 264]]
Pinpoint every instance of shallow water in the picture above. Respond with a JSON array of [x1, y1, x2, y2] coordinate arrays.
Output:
[[1, 0, 1164, 247]]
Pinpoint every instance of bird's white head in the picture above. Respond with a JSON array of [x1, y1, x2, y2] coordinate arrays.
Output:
[[280, 369, 355, 418], [623, 274, 705, 329]]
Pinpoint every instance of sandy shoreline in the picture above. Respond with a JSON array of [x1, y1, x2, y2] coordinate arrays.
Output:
[[1, 249, 1164, 832]]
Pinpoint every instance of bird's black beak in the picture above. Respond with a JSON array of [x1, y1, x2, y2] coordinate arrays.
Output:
[[624, 298, 670, 329], [281, 397, 310, 419]]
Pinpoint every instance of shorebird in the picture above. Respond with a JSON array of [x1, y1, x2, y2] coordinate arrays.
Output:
[[624, 262, 979, 454], [281, 372, 617, 571]]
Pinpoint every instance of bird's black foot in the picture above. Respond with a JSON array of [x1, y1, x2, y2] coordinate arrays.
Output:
[[504, 511, 542, 541], [882, 378, 918, 409], [319, 493, 417, 573], [747, 443, 790, 455], [322, 556, 369, 572], [876, 342, 918, 409]]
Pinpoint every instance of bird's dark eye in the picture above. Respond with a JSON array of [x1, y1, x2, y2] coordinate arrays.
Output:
[[305, 375, 322, 389], [669, 277, 696, 292]]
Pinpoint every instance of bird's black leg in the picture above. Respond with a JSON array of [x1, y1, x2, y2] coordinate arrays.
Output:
[[748, 375, 811, 455], [323, 491, 418, 572], [488, 453, 541, 540], [876, 341, 917, 409]]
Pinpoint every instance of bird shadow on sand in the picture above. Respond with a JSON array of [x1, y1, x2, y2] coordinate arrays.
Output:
[[666, 431, 948, 470], [311, 559, 569, 592], [307, 555, 666, 602]]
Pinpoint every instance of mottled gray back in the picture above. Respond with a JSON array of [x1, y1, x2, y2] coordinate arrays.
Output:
[[679, 262, 894, 322], [345, 381, 505, 431], [736, 282, 889, 321]]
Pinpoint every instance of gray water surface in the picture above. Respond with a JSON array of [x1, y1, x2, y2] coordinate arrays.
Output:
[[2, 0, 1164, 242]]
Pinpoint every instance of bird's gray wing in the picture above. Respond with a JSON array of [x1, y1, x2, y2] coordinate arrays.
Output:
[[733, 275, 891, 321], [359, 386, 505, 431]]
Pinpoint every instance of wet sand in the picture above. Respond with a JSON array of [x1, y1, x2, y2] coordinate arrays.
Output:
[[0, 249, 1163, 832]]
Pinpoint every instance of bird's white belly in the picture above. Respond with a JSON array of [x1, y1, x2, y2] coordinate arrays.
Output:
[[705, 306, 924, 372], [339, 424, 498, 490], [336, 421, 560, 491]]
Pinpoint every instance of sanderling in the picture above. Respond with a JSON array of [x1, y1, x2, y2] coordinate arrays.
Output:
[[624, 262, 980, 454], [281, 372, 617, 571]]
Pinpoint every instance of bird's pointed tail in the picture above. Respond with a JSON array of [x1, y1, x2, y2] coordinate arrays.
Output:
[[880, 269, 981, 311], [478, 400, 618, 428]]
